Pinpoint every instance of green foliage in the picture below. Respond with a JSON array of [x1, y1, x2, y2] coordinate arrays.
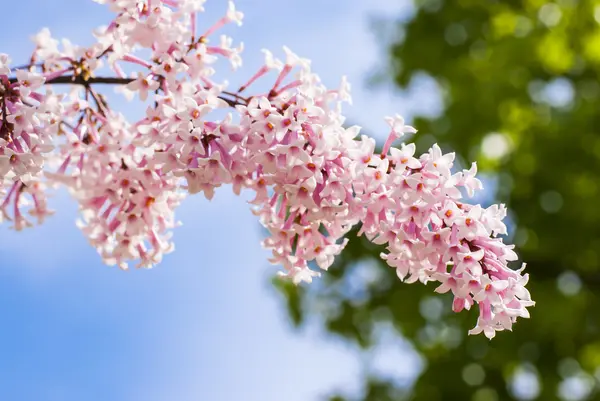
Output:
[[275, 0, 600, 399]]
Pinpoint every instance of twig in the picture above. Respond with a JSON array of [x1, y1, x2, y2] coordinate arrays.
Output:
[[8, 75, 246, 107]]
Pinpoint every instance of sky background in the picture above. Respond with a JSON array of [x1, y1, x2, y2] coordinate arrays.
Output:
[[0, 1, 437, 400]]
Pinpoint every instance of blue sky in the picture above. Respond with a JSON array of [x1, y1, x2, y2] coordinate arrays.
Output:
[[0, 1, 429, 400]]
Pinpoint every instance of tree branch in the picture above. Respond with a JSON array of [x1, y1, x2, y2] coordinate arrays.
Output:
[[7, 75, 243, 107], [9, 75, 133, 86]]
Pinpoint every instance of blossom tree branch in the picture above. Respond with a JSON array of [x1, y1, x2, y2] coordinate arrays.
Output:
[[9, 75, 247, 107], [0, 0, 534, 340], [9, 75, 134, 85], [6, 75, 245, 108]]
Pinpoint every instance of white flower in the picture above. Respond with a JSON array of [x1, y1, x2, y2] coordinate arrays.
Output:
[[384, 114, 417, 137]]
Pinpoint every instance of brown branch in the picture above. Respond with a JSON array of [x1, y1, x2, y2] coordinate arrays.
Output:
[[86, 87, 108, 117], [7, 75, 244, 107], [219, 96, 240, 108], [8, 75, 135, 85], [222, 90, 249, 102]]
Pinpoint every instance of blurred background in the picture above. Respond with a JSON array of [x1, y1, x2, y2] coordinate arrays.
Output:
[[276, 0, 600, 400], [1, 0, 599, 400]]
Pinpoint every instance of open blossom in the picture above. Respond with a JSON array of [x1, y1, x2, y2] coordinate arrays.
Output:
[[0, 0, 534, 339], [126, 72, 159, 101]]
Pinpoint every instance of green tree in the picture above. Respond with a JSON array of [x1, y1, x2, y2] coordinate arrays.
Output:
[[276, 0, 600, 399]]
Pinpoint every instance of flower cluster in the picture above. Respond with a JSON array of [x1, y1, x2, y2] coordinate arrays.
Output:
[[0, 0, 533, 338], [0, 54, 58, 229]]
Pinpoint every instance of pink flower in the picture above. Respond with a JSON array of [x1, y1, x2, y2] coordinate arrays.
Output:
[[0, 54, 11, 75], [15, 70, 45, 98], [126, 72, 159, 101], [461, 162, 484, 197], [0, 0, 532, 339], [455, 248, 485, 276]]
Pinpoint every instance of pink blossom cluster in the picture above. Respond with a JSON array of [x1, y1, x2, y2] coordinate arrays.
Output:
[[0, 55, 58, 229], [0, 0, 533, 338]]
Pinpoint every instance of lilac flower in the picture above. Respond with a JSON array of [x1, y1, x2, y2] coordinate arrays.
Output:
[[0, 0, 534, 339]]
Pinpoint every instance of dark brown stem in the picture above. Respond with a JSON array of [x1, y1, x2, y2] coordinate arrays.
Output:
[[221, 90, 249, 102], [9, 75, 135, 86], [8, 75, 244, 107], [0, 96, 10, 141], [219, 96, 241, 108], [86, 86, 108, 117]]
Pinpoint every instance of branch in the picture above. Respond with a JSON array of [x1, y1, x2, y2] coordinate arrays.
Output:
[[7, 75, 243, 107], [8, 75, 134, 85]]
